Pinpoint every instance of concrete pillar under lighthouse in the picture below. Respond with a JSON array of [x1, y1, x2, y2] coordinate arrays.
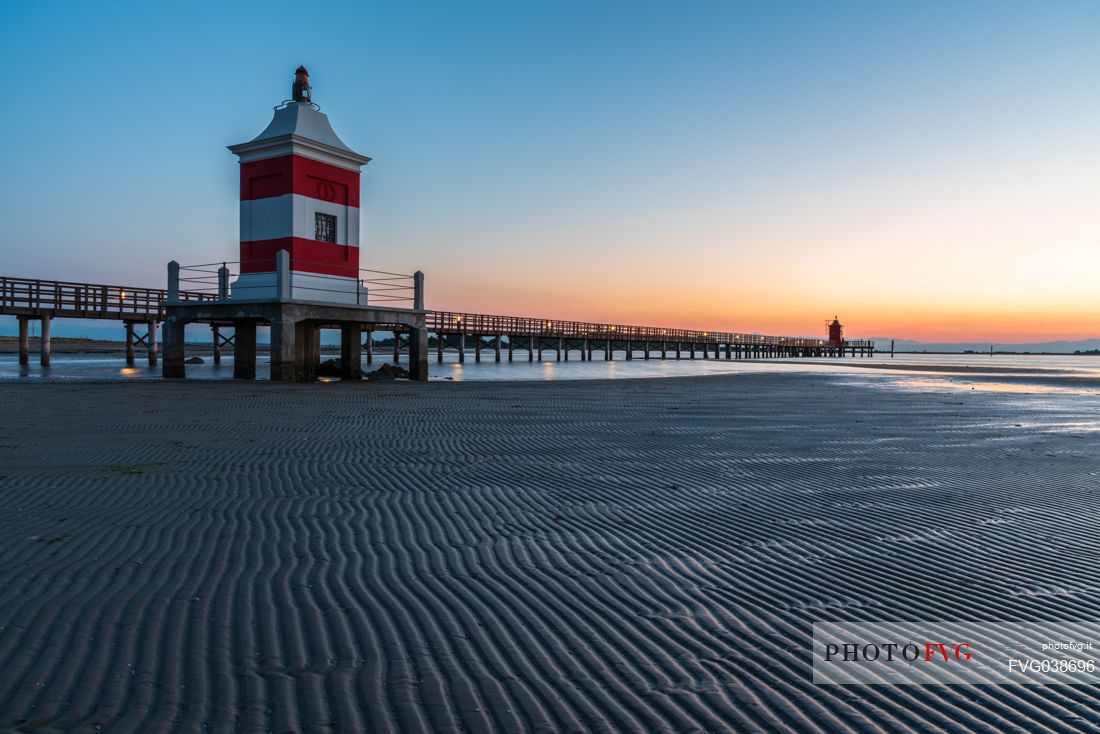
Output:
[[409, 326, 428, 381], [270, 320, 297, 381], [340, 323, 361, 379], [162, 318, 186, 378], [233, 321, 257, 379]]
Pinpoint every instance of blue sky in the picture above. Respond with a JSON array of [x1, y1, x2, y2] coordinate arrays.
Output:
[[2, 1, 1099, 340]]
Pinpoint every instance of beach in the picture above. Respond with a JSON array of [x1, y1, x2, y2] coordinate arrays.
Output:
[[1, 374, 1099, 732]]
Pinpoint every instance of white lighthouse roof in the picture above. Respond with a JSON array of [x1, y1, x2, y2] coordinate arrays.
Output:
[[251, 102, 357, 154], [229, 69, 371, 170]]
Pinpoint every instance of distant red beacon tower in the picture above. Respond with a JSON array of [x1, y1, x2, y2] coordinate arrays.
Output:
[[827, 316, 843, 345], [227, 66, 372, 303]]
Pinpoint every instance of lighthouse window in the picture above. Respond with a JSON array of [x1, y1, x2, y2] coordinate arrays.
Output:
[[315, 212, 337, 243]]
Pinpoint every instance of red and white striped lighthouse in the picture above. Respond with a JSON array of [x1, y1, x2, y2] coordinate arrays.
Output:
[[228, 66, 371, 303]]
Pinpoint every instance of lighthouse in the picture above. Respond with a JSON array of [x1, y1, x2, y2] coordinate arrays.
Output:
[[228, 66, 372, 303], [162, 66, 428, 382]]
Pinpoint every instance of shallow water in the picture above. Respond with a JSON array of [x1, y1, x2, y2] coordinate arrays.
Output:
[[4, 350, 1100, 396]]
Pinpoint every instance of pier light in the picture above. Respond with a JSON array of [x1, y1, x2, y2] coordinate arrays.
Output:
[[119, 290, 126, 301], [454, 314, 463, 323]]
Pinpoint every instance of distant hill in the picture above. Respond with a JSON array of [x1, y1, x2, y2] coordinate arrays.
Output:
[[3, 321, 1097, 354], [871, 338, 1100, 354]]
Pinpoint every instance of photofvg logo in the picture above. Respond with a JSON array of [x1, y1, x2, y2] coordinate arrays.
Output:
[[825, 640, 972, 665], [812, 621, 1100, 685]]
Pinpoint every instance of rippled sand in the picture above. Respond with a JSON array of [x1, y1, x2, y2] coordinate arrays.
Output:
[[1, 375, 1098, 732]]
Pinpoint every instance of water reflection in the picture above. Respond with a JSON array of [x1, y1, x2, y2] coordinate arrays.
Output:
[[891, 377, 1099, 395], [3, 352, 1100, 398]]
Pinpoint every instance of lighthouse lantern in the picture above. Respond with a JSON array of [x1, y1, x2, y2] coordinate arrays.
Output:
[[292, 65, 311, 103]]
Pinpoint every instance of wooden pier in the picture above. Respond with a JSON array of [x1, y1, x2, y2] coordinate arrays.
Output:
[[426, 311, 873, 362], [1, 273, 874, 379], [0, 277, 200, 368]]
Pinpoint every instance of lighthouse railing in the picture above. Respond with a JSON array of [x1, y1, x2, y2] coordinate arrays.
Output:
[[170, 258, 423, 310]]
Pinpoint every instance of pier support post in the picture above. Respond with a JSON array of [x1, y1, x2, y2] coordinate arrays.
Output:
[[365, 330, 374, 365], [233, 320, 256, 379], [124, 322, 135, 366], [626, 341, 632, 360], [39, 316, 51, 367], [606, 338, 612, 360], [495, 336, 502, 362], [676, 342, 681, 359], [270, 320, 297, 381], [409, 325, 429, 381], [437, 333, 444, 363], [212, 326, 221, 365], [162, 318, 186, 378], [147, 320, 158, 367], [393, 333, 401, 364], [340, 323, 361, 379], [529, 336, 535, 362], [458, 333, 465, 363], [557, 338, 562, 361], [17, 316, 29, 365], [508, 337, 514, 362]]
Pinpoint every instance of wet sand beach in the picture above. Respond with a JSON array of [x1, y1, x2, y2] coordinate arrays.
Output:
[[1, 375, 1099, 732]]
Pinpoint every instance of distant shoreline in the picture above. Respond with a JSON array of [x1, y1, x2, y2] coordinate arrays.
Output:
[[0, 336, 259, 354], [1, 337, 1096, 357]]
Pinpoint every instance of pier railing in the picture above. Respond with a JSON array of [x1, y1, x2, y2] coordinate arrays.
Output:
[[0, 276, 213, 320], [426, 310, 872, 348]]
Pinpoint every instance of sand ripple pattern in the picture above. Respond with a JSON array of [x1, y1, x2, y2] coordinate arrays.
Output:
[[1, 376, 1099, 732]]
